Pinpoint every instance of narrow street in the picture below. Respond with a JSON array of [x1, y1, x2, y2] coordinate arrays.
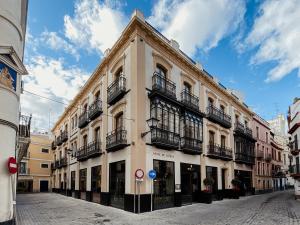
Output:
[[16, 190, 300, 225]]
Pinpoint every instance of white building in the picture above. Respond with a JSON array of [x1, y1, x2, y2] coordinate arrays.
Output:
[[0, 0, 28, 224], [268, 114, 286, 137], [287, 98, 300, 197]]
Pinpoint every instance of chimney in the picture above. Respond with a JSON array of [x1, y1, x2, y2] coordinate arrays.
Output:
[[131, 9, 145, 22], [170, 39, 180, 50]]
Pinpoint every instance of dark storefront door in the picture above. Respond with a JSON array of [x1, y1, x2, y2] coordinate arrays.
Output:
[[40, 180, 49, 192], [235, 170, 252, 195], [180, 163, 200, 205], [153, 160, 175, 210], [110, 161, 125, 209], [206, 166, 218, 195], [222, 169, 226, 190]]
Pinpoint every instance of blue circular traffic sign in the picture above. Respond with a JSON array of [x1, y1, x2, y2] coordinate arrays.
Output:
[[148, 169, 156, 179]]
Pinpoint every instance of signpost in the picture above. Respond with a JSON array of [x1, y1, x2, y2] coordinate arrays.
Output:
[[148, 169, 156, 211], [135, 169, 144, 214]]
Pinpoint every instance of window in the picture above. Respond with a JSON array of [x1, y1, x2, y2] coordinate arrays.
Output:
[[220, 105, 225, 112], [155, 65, 167, 90], [94, 127, 100, 142], [74, 114, 78, 127], [41, 148, 49, 153], [71, 118, 74, 130], [284, 154, 286, 165], [91, 166, 101, 193], [115, 112, 123, 130], [150, 98, 180, 134], [115, 67, 123, 79], [83, 135, 88, 147], [262, 163, 265, 175], [266, 132, 268, 143], [245, 120, 248, 128], [221, 135, 226, 148], [41, 163, 49, 169], [209, 131, 215, 144], [235, 115, 239, 123], [19, 162, 27, 174], [181, 112, 203, 141], [95, 91, 100, 100], [208, 97, 214, 106], [257, 162, 261, 175], [83, 104, 88, 113], [183, 82, 191, 93], [256, 127, 259, 139]]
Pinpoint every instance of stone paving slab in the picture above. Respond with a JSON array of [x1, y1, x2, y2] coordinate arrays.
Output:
[[16, 190, 300, 225]]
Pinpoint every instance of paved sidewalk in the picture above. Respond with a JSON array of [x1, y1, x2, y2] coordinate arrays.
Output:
[[16, 190, 300, 225]]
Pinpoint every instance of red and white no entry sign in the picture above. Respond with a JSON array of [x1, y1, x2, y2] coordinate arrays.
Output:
[[7, 157, 17, 174], [135, 169, 144, 179]]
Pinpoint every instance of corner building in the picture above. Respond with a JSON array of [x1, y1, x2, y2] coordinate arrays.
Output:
[[51, 11, 256, 212]]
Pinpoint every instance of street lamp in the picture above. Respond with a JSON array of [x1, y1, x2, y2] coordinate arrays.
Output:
[[141, 117, 159, 138]]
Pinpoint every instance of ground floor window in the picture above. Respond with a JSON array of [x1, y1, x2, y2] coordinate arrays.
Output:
[[153, 160, 175, 210], [91, 165, 101, 193], [71, 171, 75, 191], [234, 170, 252, 193], [206, 166, 218, 194], [79, 168, 87, 192]]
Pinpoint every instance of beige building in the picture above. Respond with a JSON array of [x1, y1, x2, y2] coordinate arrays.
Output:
[[51, 10, 256, 212], [17, 133, 52, 192]]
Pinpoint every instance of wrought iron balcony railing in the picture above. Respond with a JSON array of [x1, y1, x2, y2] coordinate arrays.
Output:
[[107, 76, 126, 105], [180, 136, 202, 154], [78, 111, 89, 129], [51, 141, 57, 150], [106, 128, 128, 152], [206, 105, 231, 128], [152, 72, 176, 99], [77, 141, 101, 161], [289, 165, 300, 177], [265, 154, 272, 162], [181, 89, 199, 111], [61, 131, 68, 143], [289, 140, 300, 156], [56, 135, 62, 146], [150, 127, 180, 150], [256, 150, 264, 159], [207, 143, 233, 160], [59, 157, 67, 167], [51, 162, 56, 170], [88, 99, 103, 120], [234, 122, 253, 138], [235, 152, 255, 165]]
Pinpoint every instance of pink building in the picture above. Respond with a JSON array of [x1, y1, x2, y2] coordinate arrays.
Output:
[[252, 114, 272, 193]]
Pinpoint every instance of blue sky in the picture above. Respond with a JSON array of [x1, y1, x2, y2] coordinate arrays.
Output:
[[22, 0, 300, 132]]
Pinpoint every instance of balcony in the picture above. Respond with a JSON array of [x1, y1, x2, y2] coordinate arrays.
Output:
[[289, 165, 300, 178], [107, 76, 126, 105], [206, 105, 231, 128], [181, 90, 199, 111], [78, 111, 89, 129], [51, 141, 57, 150], [19, 168, 30, 175], [265, 154, 272, 162], [234, 123, 254, 139], [180, 136, 202, 155], [88, 99, 103, 120], [289, 141, 300, 156], [61, 131, 68, 143], [106, 128, 128, 152], [150, 127, 180, 150], [206, 143, 233, 161], [149, 72, 176, 100], [235, 152, 255, 165], [56, 136, 62, 146], [60, 157, 67, 167], [77, 141, 102, 161], [256, 150, 264, 159], [272, 169, 285, 178], [18, 115, 31, 163]]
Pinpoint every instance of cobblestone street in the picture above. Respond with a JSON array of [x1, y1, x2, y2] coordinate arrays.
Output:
[[16, 190, 300, 225]]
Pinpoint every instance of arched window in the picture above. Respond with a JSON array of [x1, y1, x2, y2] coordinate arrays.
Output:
[[115, 67, 123, 79], [95, 91, 100, 101], [208, 97, 214, 106], [183, 82, 192, 93]]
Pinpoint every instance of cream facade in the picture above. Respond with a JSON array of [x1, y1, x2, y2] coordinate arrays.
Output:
[[17, 134, 52, 192], [0, 0, 28, 223], [51, 10, 256, 212]]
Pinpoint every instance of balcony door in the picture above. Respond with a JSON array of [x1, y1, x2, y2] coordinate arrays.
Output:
[[156, 64, 167, 89], [109, 161, 125, 209], [115, 112, 123, 131], [209, 131, 215, 145]]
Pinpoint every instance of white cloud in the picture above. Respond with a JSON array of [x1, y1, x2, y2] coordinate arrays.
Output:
[[63, 0, 127, 54], [148, 0, 246, 56], [243, 0, 300, 82], [21, 56, 89, 132], [41, 31, 80, 61]]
